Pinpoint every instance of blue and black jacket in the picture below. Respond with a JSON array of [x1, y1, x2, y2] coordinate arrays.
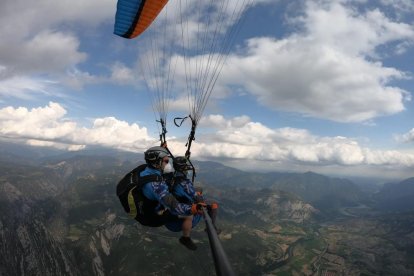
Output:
[[171, 171, 204, 204], [164, 171, 203, 232], [141, 167, 193, 217]]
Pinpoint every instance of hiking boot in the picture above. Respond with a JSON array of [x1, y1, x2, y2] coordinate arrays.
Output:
[[179, 236, 197, 251]]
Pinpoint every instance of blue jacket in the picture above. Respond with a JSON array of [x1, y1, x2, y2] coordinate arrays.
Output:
[[172, 172, 204, 204], [141, 167, 192, 216], [164, 172, 203, 232]]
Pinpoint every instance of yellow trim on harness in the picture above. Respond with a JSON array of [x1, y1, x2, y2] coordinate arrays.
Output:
[[127, 187, 138, 219]]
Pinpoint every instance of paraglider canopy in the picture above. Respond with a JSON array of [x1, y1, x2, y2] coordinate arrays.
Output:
[[114, 0, 168, 39]]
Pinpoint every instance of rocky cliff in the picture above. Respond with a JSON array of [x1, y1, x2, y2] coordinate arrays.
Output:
[[0, 171, 79, 276]]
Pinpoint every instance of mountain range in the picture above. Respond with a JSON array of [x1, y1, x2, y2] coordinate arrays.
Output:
[[374, 177, 414, 212], [1, 142, 414, 275]]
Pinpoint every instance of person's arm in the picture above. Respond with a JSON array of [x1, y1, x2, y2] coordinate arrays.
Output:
[[149, 181, 194, 216], [181, 179, 197, 198], [183, 179, 205, 203], [173, 179, 198, 202]]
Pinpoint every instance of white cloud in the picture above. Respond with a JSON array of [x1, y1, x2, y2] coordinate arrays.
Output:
[[185, 114, 414, 171], [0, 0, 114, 97], [200, 114, 251, 129], [0, 30, 88, 97], [22, 31, 86, 74], [396, 128, 414, 143], [0, 76, 57, 100], [72, 117, 153, 150], [1, 103, 413, 178], [0, 0, 114, 39], [220, 1, 414, 123], [0, 0, 110, 70], [110, 62, 136, 85], [0, 102, 155, 151], [63, 68, 99, 90], [26, 139, 86, 152], [302, 1, 414, 56], [0, 102, 76, 141]]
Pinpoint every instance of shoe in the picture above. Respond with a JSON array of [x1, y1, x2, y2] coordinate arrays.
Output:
[[179, 236, 197, 251]]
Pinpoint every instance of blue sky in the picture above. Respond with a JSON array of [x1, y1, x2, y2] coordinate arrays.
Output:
[[1, 0, 414, 180]]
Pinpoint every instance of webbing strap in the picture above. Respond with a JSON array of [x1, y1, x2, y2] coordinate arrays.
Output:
[[173, 115, 197, 181], [127, 173, 163, 219], [184, 116, 197, 159], [174, 116, 188, 127], [139, 175, 163, 185], [173, 115, 197, 158], [127, 173, 162, 191], [128, 187, 138, 218], [157, 118, 168, 146]]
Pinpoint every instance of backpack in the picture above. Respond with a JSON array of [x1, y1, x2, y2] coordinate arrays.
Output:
[[116, 164, 165, 227]]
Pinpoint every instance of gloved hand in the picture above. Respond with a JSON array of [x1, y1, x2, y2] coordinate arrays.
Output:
[[191, 203, 206, 215], [208, 202, 218, 210]]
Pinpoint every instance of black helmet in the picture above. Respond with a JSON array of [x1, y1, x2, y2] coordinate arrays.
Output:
[[173, 156, 192, 172], [144, 146, 170, 167]]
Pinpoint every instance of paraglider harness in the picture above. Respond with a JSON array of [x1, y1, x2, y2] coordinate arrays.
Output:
[[116, 164, 168, 227]]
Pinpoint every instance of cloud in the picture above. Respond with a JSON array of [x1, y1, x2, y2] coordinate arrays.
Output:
[[187, 114, 414, 171], [110, 62, 136, 85], [3, 31, 86, 76], [63, 68, 100, 90], [0, 0, 113, 70], [220, 1, 414, 123], [396, 128, 414, 143], [0, 0, 114, 39], [0, 102, 155, 151], [0, 76, 58, 101], [0, 102, 76, 139], [1, 103, 413, 178], [0, 0, 114, 97], [302, 1, 414, 56]]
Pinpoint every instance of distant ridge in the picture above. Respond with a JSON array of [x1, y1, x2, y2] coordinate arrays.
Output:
[[376, 177, 414, 211]]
